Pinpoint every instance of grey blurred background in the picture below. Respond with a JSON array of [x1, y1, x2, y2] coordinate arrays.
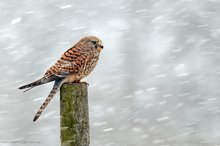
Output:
[[0, 0, 220, 146]]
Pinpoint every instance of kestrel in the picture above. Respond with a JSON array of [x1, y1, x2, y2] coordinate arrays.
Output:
[[19, 36, 104, 122]]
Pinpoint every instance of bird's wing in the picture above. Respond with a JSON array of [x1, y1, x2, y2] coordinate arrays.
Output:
[[44, 45, 92, 78]]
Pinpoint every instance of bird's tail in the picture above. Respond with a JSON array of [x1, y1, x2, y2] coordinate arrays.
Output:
[[18, 76, 57, 92], [33, 79, 64, 122]]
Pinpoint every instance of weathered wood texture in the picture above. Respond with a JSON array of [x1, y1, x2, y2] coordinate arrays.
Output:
[[60, 83, 89, 146]]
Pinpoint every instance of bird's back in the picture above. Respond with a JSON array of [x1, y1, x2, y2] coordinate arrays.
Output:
[[44, 43, 100, 81]]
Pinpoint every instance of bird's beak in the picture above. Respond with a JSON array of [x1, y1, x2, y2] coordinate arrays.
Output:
[[97, 42, 104, 52], [98, 42, 104, 49]]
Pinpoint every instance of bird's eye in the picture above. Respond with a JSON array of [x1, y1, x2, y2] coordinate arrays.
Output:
[[91, 41, 97, 44]]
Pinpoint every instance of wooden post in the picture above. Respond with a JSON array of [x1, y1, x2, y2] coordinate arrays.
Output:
[[60, 83, 89, 146]]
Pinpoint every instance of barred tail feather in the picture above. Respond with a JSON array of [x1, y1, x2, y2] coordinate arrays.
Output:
[[33, 79, 64, 122]]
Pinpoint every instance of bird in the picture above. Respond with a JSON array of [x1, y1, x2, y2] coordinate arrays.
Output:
[[18, 36, 104, 122]]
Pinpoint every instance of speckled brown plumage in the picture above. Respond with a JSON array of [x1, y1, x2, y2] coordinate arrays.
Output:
[[18, 36, 104, 122]]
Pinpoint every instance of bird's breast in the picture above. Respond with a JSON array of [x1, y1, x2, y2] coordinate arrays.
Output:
[[63, 56, 99, 83]]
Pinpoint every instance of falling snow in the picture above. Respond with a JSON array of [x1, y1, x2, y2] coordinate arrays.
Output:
[[11, 17, 22, 25], [59, 4, 72, 9], [0, 0, 220, 146]]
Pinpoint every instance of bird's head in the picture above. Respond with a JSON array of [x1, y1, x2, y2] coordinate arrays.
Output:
[[79, 36, 104, 52]]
